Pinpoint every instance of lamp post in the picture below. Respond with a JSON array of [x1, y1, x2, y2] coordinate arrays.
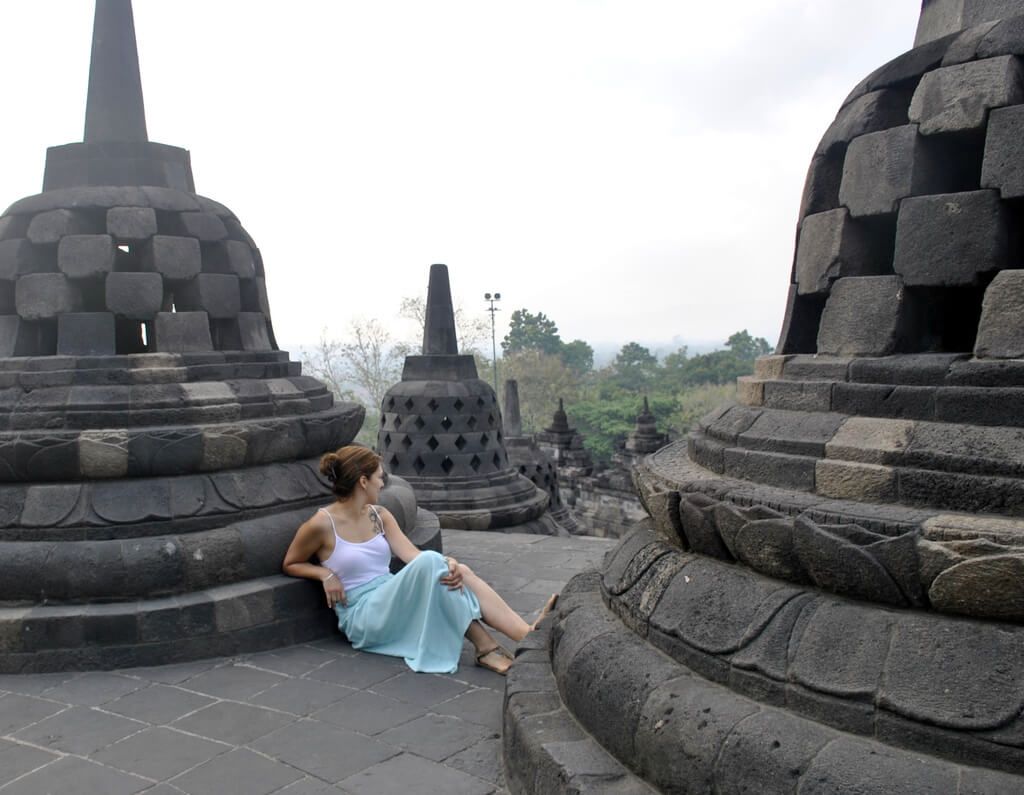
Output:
[[484, 292, 501, 393]]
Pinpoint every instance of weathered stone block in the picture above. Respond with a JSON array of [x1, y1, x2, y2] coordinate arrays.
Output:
[[817, 276, 908, 357], [762, 380, 833, 412], [981, 104, 1024, 199], [143, 235, 201, 281], [240, 277, 271, 314], [849, 353, 966, 385], [832, 382, 936, 420], [735, 376, 764, 407], [798, 152, 844, 219], [78, 430, 129, 478], [739, 408, 845, 457], [893, 190, 1008, 286], [26, 209, 87, 244], [723, 448, 817, 491], [783, 355, 853, 381], [977, 13, 1024, 58], [754, 355, 789, 379], [57, 313, 116, 356], [930, 554, 1024, 621], [237, 312, 273, 351], [15, 273, 79, 320], [0, 316, 54, 357], [225, 240, 256, 279], [818, 88, 914, 156], [795, 209, 880, 295], [815, 459, 898, 501], [57, 235, 115, 280], [975, 269, 1024, 358], [176, 273, 240, 319], [105, 272, 163, 320], [825, 417, 915, 464], [153, 311, 213, 353], [910, 55, 1024, 134], [0, 239, 42, 280], [880, 611, 1024, 730], [942, 20, 1001, 66], [178, 211, 227, 241], [106, 206, 157, 241], [839, 125, 944, 217]]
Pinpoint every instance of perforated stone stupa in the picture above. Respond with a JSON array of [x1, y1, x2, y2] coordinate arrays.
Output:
[[504, 2, 1024, 790], [377, 265, 553, 532], [0, 0, 366, 672]]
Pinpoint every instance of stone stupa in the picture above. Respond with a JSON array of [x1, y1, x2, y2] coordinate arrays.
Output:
[[502, 379, 576, 534], [505, 1, 1024, 790], [0, 0, 368, 672], [377, 264, 554, 532]]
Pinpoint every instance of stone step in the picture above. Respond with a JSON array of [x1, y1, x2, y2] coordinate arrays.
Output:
[[739, 371, 1024, 427], [0, 403, 362, 483], [0, 512, 443, 674], [0, 375, 340, 433], [0, 574, 338, 674], [502, 585, 657, 795], [518, 558, 1024, 793], [0, 506, 319, 602]]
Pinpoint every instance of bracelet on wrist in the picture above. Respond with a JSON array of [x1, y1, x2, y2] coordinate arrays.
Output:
[[322, 571, 337, 583]]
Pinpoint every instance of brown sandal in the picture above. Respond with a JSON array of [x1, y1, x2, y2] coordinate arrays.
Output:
[[475, 645, 514, 675], [530, 593, 559, 632]]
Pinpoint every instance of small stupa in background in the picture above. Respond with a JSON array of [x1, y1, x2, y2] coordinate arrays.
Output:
[[377, 264, 557, 532]]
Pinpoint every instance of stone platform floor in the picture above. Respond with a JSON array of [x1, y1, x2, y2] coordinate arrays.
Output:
[[0, 530, 615, 795]]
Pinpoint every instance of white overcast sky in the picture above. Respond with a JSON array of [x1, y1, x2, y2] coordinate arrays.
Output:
[[0, 1, 922, 356]]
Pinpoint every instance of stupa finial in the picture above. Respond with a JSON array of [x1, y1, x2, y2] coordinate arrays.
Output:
[[422, 264, 459, 355], [84, 0, 148, 143]]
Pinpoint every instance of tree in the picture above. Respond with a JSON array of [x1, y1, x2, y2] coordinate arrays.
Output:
[[610, 341, 659, 393], [725, 330, 772, 360], [561, 339, 594, 375], [302, 320, 408, 444], [398, 295, 491, 357], [570, 393, 679, 463], [501, 350, 582, 434], [501, 309, 563, 355]]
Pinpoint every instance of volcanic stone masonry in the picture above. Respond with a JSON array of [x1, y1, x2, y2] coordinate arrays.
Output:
[[504, 2, 1024, 791], [377, 265, 557, 533], [0, 0, 441, 673]]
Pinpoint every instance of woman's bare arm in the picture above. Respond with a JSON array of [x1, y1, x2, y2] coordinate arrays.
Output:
[[379, 506, 462, 588], [379, 507, 421, 564], [283, 515, 346, 606]]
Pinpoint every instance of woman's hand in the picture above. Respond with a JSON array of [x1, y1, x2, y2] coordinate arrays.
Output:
[[322, 570, 346, 608], [440, 556, 463, 591]]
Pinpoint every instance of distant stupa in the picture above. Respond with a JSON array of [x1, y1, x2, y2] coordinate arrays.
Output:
[[377, 264, 556, 532]]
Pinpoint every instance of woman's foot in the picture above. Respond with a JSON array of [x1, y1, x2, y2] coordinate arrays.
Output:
[[475, 645, 514, 675], [530, 593, 559, 632]]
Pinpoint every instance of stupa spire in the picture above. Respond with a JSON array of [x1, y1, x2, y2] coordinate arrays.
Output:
[[504, 379, 523, 437], [84, 0, 148, 143], [422, 264, 459, 355]]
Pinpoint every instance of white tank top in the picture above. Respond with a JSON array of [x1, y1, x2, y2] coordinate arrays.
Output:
[[318, 505, 392, 590]]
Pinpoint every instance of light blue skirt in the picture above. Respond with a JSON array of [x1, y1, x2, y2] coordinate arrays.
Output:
[[334, 550, 482, 673]]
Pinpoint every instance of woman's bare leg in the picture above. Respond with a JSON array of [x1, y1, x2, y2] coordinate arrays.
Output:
[[465, 620, 511, 673], [460, 564, 552, 642]]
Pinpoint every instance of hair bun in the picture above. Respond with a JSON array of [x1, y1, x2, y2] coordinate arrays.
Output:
[[319, 452, 340, 481]]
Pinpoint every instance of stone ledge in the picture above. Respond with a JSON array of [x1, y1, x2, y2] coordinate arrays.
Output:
[[502, 582, 656, 795], [533, 564, 1024, 790], [0, 404, 362, 482], [0, 575, 337, 673]]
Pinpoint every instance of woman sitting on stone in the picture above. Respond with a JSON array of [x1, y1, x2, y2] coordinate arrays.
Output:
[[283, 445, 556, 675]]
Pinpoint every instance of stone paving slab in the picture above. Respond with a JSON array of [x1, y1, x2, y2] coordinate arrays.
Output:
[[0, 530, 614, 794]]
